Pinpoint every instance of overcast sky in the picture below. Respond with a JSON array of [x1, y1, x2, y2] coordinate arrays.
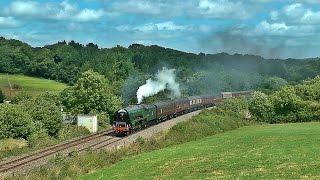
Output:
[[0, 0, 319, 59]]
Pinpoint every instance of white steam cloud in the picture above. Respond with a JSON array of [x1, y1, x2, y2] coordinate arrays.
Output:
[[137, 67, 181, 104]]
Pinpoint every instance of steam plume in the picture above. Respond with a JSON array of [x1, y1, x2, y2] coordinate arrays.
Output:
[[137, 67, 181, 104]]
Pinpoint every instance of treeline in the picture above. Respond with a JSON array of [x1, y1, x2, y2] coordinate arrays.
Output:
[[1, 37, 320, 103]]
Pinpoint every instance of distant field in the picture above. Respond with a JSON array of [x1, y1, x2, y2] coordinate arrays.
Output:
[[83, 123, 320, 179], [0, 74, 67, 97]]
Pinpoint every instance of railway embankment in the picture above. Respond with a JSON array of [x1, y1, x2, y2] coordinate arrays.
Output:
[[3, 99, 252, 180], [0, 108, 208, 179]]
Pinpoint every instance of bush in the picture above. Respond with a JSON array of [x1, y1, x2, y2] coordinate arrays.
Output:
[[0, 104, 36, 139], [22, 93, 63, 136], [270, 86, 302, 119], [295, 76, 320, 101], [249, 91, 274, 123], [219, 97, 249, 115], [296, 101, 320, 122], [27, 127, 58, 148]]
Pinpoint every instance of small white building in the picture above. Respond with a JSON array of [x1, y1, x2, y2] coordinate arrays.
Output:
[[77, 115, 98, 133]]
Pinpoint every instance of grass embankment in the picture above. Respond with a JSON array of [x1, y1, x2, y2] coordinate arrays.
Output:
[[7, 108, 252, 179], [84, 122, 320, 179], [0, 74, 67, 97]]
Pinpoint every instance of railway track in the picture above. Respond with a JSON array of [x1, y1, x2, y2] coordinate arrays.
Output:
[[0, 129, 118, 174], [0, 104, 222, 176]]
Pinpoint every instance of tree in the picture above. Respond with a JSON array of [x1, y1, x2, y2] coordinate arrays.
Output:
[[0, 89, 5, 103], [60, 70, 122, 115]]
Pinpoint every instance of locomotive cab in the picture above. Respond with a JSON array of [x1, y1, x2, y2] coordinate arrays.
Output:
[[113, 109, 131, 135]]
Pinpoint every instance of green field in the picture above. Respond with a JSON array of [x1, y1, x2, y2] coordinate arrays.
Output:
[[0, 74, 67, 97], [83, 123, 320, 179]]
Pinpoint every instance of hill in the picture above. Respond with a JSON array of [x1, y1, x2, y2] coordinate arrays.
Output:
[[0, 74, 67, 98], [1, 37, 320, 104], [83, 122, 320, 179]]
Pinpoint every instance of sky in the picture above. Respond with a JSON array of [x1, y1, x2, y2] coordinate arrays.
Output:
[[0, 0, 319, 59]]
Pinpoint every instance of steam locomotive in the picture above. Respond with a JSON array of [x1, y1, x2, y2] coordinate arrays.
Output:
[[112, 91, 251, 136]]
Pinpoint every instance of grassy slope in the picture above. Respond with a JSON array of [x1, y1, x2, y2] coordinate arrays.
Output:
[[84, 123, 320, 179], [0, 74, 67, 97]]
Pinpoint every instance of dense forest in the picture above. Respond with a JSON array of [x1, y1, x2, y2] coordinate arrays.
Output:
[[1, 37, 320, 104]]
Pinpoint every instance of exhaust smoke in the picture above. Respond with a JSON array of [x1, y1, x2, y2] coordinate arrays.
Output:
[[136, 67, 181, 104]]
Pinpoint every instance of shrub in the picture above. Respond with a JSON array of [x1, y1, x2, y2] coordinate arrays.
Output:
[[22, 93, 63, 136], [0, 104, 36, 139], [27, 127, 58, 148], [295, 76, 320, 101], [249, 91, 274, 122], [219, 97, 249, 115], [270, 86, 302, 119], [296, 101, 320, 122]]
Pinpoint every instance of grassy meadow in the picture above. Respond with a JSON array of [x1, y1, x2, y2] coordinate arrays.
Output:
[[0, 74, 67, 97], [83, 122, 320, 179]]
